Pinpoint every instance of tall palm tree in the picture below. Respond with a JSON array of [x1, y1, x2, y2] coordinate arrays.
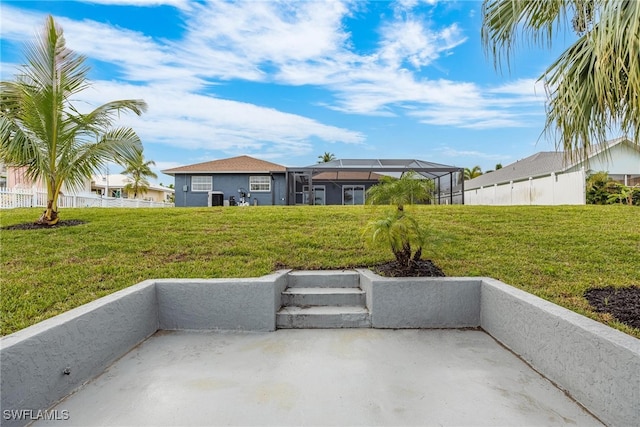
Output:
[[464, 166, 483, 181], [317, 152, 336, 163], [122, 152, 157, 199], [0, 16, 147, 225], [482, 0, 640, 160]]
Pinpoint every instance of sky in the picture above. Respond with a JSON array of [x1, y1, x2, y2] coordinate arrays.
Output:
[[0, 0, 576, 185]]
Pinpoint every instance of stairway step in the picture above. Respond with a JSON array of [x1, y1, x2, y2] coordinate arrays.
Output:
[[276, 306, 371, 329], [282, 287, 366, 307], [288, 270, 360, 288]]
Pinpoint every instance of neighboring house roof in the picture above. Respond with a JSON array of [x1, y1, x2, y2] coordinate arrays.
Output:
[[465, 152, 566, 190], [162, 155, 286, 175], [464, 137, 637, 190]]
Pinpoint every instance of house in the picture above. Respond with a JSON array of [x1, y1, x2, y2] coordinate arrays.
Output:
[[163, 156, 463, 207], [91, 174, 174, 203], [0, 161, 7, 187], [463, 137, 640, 205], [4, 165, 92, 194], [162, 156, 288, 207]]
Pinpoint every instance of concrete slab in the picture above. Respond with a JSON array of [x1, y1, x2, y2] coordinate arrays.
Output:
[[34, 329, 602, 427]]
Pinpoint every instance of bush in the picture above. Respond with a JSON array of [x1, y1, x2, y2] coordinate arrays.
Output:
[[586, 172, 638, 206]]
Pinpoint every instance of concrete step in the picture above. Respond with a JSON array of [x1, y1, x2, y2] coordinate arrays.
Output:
[[276, 306, 371, 329], [282, 287, 366, 307], [287, 270, 360, 288]]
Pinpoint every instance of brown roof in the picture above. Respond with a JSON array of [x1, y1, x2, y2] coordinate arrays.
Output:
[[163, 155, 286, 175]]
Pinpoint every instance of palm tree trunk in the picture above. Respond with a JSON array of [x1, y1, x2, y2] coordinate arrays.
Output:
[[36, 180, 60, 225]]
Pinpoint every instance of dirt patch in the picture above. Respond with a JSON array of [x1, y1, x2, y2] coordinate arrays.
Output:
[[2, 219, 87, 230], [584, 286, 640, 330], [273, 259, 446, 278], [370, 259, 446, 278]]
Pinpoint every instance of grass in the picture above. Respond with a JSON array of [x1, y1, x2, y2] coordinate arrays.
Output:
[[1, 205, 639, 338]]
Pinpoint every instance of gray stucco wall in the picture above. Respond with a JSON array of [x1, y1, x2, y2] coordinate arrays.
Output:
[[155, 271, 289, 331], [358, 270, 481, 328], [173, 173, 286, 207], [481, 278, 640, 427], [0, 281, 158, 427]]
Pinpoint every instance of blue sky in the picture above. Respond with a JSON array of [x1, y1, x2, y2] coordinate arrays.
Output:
[[0, 0, 574, 185]]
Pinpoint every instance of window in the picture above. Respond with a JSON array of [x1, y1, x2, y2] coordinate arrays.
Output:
[[191, 176, 212, 192], [250, 176, 271, 192], [343, 185, 365, 205]]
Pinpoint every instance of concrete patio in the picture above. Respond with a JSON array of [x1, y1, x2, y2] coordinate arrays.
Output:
[[34, 329, 602, 426]]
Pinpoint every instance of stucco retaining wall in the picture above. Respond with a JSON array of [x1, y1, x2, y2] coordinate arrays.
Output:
[[156, 271, 289, 331], [358, 270, 481, 328], [481, 277, 640, 427], [0, 280, 158, 427]]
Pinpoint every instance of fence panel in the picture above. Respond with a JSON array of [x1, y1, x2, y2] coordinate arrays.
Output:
[[0, 187, 173, 209], [464, 170, 586, 205]]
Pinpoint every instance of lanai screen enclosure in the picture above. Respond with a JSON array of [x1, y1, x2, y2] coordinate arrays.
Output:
[[285, 159, 464, 205]]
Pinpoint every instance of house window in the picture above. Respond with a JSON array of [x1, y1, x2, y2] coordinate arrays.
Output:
[[250, 176, 270, 192], [191, 176, 212, 192], [343, 185, 365, 205]]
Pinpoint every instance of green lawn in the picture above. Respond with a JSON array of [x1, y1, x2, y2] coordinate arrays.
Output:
[[1, 205, 639, 338]]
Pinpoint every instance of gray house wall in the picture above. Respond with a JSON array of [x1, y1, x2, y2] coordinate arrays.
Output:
[[174, 173, 286, 207]]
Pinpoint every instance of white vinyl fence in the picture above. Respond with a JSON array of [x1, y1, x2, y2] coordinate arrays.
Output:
[[0, 187, 173, 209], [464, 169, 586, 205]]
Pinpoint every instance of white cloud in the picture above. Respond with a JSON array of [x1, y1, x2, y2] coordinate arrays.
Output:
[[79, 0, 191, 9], [79, 81, 364, 159], [439, 147, 506, 161]]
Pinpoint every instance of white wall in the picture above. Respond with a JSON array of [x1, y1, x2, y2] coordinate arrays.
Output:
[[465, 169, 586, 205], [568, 140, 640, 175]]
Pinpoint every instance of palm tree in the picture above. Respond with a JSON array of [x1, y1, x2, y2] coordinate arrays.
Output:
[[363, 210, 425, 267], [366, 171, 434, 211], [482, 0, 640, 160], [122, 152, 157, 199], [464, 166, 483, 181], [0, 16, 147, 225], [364, 171, 434, 266], [317, 152, 336, 163]]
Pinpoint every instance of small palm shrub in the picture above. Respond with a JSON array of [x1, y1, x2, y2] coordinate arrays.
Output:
[[363, 210, 425, 267], [363, 171, 433, 267]]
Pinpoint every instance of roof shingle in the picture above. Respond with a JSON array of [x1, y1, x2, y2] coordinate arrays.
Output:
[[163, 155, 286, 174]]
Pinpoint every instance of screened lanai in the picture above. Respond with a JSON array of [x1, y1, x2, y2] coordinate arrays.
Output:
[[285, 159, 464, 206]]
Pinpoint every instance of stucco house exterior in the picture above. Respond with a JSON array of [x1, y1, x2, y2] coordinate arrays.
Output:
[[91, 174, 174, 203], [164, 156, 463, 207], [162, 156, 288, 207], [463, 137, 640, 205], [4, 165, 92, 194]]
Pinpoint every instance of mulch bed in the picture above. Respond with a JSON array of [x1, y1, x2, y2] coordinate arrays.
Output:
[[584, 286, 640, 330], [370, 259, 446, 278], [2, 220, 86, 230]]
